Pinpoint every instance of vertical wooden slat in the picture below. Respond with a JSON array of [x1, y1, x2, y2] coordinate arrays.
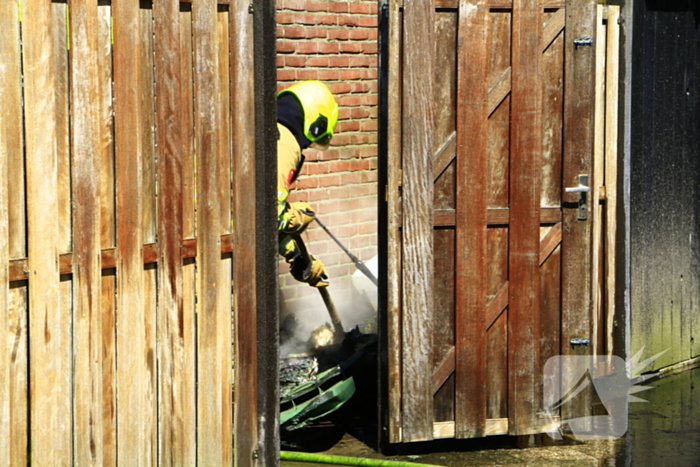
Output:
[[193, 0, 232, 463], [386, 0, 404, 444], [401, 0, 435, 442], [561, 0, 596, 421], [141, 6, 157, 245], [181, 4, 196, 241], [96, 5, 117, 464], [508, 0, 543, 435], [604, 6, 620, 357], [69, 0, 104, 464], [98, 5, 116, 249], [1, 0, 25, 260], [455, 0, 489, 438], [23, 0, 72, 462], [218, 7, 232, 234], [0, 2, 21, 460], [591, 5, 606, 356], [231, 0, 260, 461], [179, 8, 199, 461], [100, 272, 117, 466], [154, 0, 195, 464], [8, 286, 28, 466], [54, 2, 72, 255], [113, 0, 154, 462]]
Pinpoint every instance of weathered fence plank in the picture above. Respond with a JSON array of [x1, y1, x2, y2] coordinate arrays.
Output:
[[455, 0, 489, 438], [386, 0, 403, 443], [231, 0, 260, 460], [113, 0, 155, 462], [98, 4, 116, 249], [23, 0, 72, 462], [508, 0, 543, 435], [96, 6, 117, 463], [154, 0, 196, 464], [193, 0, 233, 463], [69, 0, 104, 463], [0, 2, 20, 461], [401, 0, 436, 442], [55, 3, 72, 255], [1, 1, 25, 260], [561, 0, 596, 424], [8, 286, 28, 466]]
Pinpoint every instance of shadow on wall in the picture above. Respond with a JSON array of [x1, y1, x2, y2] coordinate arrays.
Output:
[[645, 0, 700, 24]]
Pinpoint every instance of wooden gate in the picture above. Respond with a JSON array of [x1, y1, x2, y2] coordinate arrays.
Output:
[[0, 0, 277, 465], [385, 0, 599, 442]]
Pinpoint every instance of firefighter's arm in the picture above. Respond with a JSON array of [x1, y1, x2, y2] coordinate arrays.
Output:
[[279, 234, 328, 288]]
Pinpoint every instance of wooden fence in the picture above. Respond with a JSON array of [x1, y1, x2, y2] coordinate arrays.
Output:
[[0, 0, 278, 465]]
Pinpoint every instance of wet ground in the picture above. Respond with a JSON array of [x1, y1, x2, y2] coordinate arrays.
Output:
[[282, 364, 700, 466]]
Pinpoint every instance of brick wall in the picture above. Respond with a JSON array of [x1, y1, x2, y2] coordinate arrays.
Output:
[[276, 0, 379, 339]]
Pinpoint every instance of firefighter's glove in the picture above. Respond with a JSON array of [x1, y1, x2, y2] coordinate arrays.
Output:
[[282, 202, 315, 235], [290, 254, 329, 288]]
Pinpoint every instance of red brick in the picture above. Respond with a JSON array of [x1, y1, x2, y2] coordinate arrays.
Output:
[[360, 120, 378, 132], [296, 69, 319, 80], [361, 42, 378, 54], [276, 12, 296, 24], [306, 56, 329, 67], [306, 28, 328, 39], [329, 160, 352, 172], [305, 0, 330, 12], [327, 29, 350, 40], [336, 120, 360, 132], [328, 56, 350, 67], [295, 177, 319, 189], [317, 42, 340, 54], [317, 69, 340, 81], [350, 108, 371, 119], [357, 16, 378, 27], [339, 69, 363, 80], [277, 41, 296, 53], [280, 26, 305, 38], [277, 0, 306, 10], [349, 159, 370, 171], [316, 173, 342, 187], [329, 82, 352, 94], [329, 2, 349, 13], [348, 2, 371, 14], [303, 161, 330, 175], [284, 55, 306, 67], [319, 14, 341, 26], [296, 42, 319, 53], [339, 42, 363, 54], [277, 69, 296, 81]]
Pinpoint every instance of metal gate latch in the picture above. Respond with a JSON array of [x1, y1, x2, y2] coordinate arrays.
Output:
[[574, 37, 594, 47], [565, 174, 590, 220]]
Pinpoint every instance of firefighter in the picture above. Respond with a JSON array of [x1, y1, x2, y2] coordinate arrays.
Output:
[[277, 80, 339, 287]]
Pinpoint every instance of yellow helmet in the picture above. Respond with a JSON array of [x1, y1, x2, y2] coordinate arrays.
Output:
[[278, 80, 339, 148]]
